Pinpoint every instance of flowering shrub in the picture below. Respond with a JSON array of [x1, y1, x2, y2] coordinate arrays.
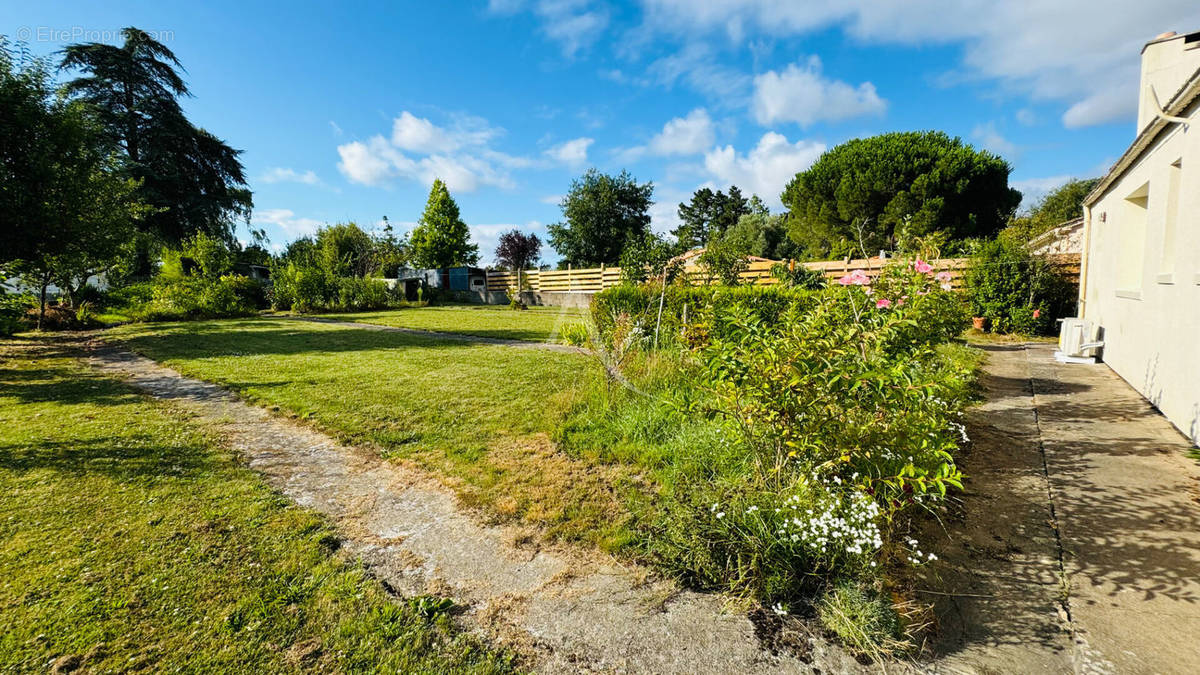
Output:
[[637, 259, 973, 603], [557, 258, 978, 649]]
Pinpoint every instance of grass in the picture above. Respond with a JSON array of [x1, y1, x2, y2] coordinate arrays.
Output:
[[0, 335, 516, 673], [324, 303, 586, 342], [105, 318, 635, 546]]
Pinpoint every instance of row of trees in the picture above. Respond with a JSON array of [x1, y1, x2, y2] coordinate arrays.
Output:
[[540, 132, 1040, 275]]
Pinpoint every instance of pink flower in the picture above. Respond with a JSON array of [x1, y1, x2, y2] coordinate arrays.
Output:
[[876, 298, 892, 309], [1033, 309, 1041, 319], [939, 282, 953, 291], [935, 271, 953, 282], [837, 269, 871, 286], [913, 259, 933, 274]]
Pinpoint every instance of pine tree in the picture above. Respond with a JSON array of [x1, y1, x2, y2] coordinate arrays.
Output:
[[61, 28, 252, 248], [410, 179, 479, 268]]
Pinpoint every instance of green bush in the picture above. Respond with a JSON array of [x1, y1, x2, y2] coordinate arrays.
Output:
[[963, 239, 1075, 335], [270, 262, 391, 313], [559, 260, 978, 619], [136, 275, 262, 321], [334, 276, 390, 311], [0, 291, 30, 336], [590, 284, 816, 348]]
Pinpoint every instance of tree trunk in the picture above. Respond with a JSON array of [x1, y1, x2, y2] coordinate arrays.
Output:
[[37, 274, 48, 331]]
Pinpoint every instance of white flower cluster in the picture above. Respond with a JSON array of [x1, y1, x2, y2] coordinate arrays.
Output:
[[949, 420, 969, 444], [905, 538, 938, 565], [776, 492, 883, 558]]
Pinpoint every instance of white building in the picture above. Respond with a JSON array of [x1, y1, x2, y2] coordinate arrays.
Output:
[[1080, 30, 1200, 445]]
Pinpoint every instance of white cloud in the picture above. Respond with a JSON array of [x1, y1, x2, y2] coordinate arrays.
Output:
[[544, 137, 594, 166], [337, 137, 405, 186], [648, 186, 688, 236], [1010, 174, 1075, 210], [489, 0, 609, 57], [254, 208, 325, 238], [702, 132, 826, 208], [752, 56, 886, 126], [1016, 108, 1037, 126], [390, 111, 499, 153], [644, 43, 752, 102], [971, 122, 1018, 157], [336, 111, 525, 192], [635, 0, 1200, 128], [329, 121, 343, 137], [1062, 91, 1136, 129], [648, 108, 715, 156], [540, 194, 565, 205], [619, 108, 716, 161], [259, 167, 321, 185]]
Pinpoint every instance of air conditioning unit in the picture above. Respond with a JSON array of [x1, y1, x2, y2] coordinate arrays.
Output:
[[1055, 318, 1104, 364]]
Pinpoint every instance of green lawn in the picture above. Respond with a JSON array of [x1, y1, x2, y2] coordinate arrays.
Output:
[[0, 335, 515, 673], [106, 319, 632, 544], [324, 304, 586, 342]]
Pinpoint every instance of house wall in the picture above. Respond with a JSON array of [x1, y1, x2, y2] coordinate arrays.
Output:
[[1082, 99, 1200, 445], [1137, 33, 1200, 132]]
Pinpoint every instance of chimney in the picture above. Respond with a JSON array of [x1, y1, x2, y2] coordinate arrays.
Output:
[[1137, 30, 1200, 132]]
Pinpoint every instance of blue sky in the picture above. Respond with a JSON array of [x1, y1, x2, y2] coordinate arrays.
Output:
[[7, 1, 1200, 265]]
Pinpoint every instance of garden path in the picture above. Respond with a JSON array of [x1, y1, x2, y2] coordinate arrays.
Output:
[[921, 342, 1200, 675], [86, 340, 863, 674]]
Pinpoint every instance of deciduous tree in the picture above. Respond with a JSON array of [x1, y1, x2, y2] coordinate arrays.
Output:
[[495, 230, 542, 271], [548, 169, 653, 267]]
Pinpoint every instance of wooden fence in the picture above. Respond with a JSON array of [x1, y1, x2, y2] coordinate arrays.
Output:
[[486, 254, 1081, 294]]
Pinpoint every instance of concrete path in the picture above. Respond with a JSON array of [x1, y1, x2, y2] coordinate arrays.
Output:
[[922, 342, 1200, 675], [87, 342, 861, 674]]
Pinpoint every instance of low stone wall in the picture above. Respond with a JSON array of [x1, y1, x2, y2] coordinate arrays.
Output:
[[452, 289, 595, 309]]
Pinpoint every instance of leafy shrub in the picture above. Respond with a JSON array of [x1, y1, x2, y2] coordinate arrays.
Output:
[[591, 284, 816, 348], [136, 275, 262, 321], [270, 261, 391, 313], [104, 281, 155, 308], [695, 241, 750, 286], [74, 301, 97, 325], [769, 261, 826, 289], [334, 276, 389, 311], [559, 260, 978, 625], [963, 239, 1075, 335], [0, 291, 31, 336]]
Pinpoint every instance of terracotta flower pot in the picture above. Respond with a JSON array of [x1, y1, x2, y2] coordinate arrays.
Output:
[[972, 316, 987, 331]]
